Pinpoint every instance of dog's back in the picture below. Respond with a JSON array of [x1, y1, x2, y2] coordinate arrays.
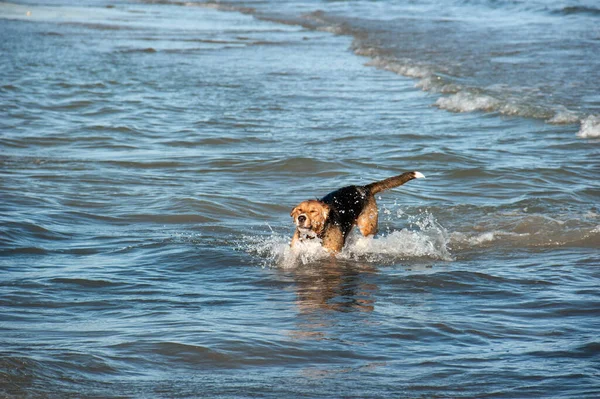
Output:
[[321, 185, 370, 239], [320, 171, 425, 240]]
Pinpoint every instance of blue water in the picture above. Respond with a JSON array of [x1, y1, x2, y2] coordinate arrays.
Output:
[[1, 1, 599, 398]]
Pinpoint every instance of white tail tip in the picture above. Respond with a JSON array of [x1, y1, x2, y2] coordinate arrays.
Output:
[[414, 171, 425, 179]]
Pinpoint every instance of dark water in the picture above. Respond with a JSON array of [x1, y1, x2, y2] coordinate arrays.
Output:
[[1, 1, 599, 398]]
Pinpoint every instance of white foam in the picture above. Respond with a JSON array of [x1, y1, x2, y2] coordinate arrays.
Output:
[[339, 227, 452, 263], [317, 25, 346, 35], [577, 115, 600, 138], [584, 211, 598, 219], [360, 54, 460, 94], [435, 92, 500, 113], [547, 108, 580, 124], [450, 231, 496, 247], [365, 57, 432, 79], [415, 75, 461, 93]]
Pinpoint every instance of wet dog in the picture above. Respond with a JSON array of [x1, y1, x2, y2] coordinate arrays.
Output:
[[290, 171, 424, 253]]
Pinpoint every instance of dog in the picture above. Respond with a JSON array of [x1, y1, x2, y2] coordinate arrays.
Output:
[[290, 171, 424, 253]]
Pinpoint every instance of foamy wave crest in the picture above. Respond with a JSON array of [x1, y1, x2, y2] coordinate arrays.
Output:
[[435, 92, 500, 113], [577, 115, 600, 138], [190, 3, 592, 129], [361, 56, 462, 94], [432, 91, 580, 121], [302, 10, 353, 35], [450, 231, 497, 248], [243, 212, 452, 268], [547, 108, 580, 124], [357, 47, 585, 125], [365, 56, 432, 79]]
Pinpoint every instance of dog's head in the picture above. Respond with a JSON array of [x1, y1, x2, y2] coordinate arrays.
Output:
[[290, 200, 330, 236]]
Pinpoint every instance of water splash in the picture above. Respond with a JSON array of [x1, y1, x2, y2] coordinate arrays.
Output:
[[243, 210, 452, 268]]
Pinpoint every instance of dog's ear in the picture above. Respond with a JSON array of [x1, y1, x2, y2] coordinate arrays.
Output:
[[321, 203, 330, 221], [291, 205, 302, 218]]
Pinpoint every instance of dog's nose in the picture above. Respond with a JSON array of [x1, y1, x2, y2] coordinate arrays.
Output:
[[297, 215, 306, 224]]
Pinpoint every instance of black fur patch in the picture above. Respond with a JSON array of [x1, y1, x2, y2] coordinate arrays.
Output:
[[321, 185, 369, 239]]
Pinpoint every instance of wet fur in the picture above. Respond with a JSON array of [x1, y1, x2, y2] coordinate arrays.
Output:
[[291, 171, 424, 253]]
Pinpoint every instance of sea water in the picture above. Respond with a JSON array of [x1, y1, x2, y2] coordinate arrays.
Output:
[[1, 1, 599, 398]]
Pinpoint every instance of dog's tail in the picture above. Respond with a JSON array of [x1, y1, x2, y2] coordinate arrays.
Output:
[[365, 171, 425, 195]]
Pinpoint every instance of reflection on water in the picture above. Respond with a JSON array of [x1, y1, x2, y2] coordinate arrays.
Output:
[[293, 261, 377, 314], [287, 260, 377, 343]]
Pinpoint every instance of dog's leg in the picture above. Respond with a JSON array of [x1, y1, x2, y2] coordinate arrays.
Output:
[[291, 230, 300, 247], [357, 196, 378, 237], [322, 228, 344, 253]]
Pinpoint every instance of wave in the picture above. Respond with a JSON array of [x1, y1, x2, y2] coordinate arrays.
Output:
[[353, 38, 597, 134], [8, 0, 597, 137], [243, 207, 600, 268], [364, 55, 588, 126], [181, 1, 599, 138], [433, 92, 585, 125], [552, 6, 600, 17], [449, 207, 600, 250]]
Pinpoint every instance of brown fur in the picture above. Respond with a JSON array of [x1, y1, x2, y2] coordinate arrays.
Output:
[[291, 171, 424, 253]]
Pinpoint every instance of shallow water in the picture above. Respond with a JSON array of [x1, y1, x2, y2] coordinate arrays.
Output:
[[1, 1, 599, 398]]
